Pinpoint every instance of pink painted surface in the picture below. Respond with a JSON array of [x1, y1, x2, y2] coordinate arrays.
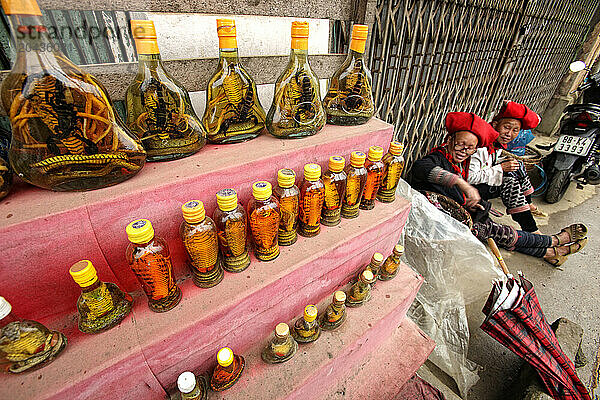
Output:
[[0, 118, 394, 320], [1, 199, 410, 400], [134, 199, 410, 387], [2, 312, 166, 400], [324, 319, 436, 400], [206, 263, 424, 400]]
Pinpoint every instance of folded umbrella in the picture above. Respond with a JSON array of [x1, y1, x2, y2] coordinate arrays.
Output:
[[481, 239, 591, 400]]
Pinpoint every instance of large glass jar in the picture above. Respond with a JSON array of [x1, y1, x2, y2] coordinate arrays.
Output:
[[0, 0, 146, 191]]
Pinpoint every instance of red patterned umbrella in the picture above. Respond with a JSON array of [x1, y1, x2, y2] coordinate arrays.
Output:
[[481, 239, 591, 400]]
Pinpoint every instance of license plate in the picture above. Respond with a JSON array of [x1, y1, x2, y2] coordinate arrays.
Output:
[[555, 135, 594, 156]]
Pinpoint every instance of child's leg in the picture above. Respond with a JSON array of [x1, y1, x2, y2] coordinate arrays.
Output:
[[500, 174, 539, 232]]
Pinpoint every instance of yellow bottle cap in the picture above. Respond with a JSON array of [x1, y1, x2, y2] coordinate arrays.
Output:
[[389, 141, 404, 156], [350, 151, 367, 168], [367, 146, 384, 162], [131, 20, 157, 39], [304, 163, 321, 181], [275, 322, 290, 338], [393, 244, 405, 255], [216, 347, 234, 367], [217, 18, 237, 49], [372, 252, 384, 264], [126, 219, 155, 244], [182, 200, 206, 224], [351, 24, 369, 41], [350, 24, 368, 53], [69, 260, 99, 288], [328, 156, 345, 173], [1, 0, 41, 15], [291, 21, 309, 50], [216, 188, 238, 212], [361, 269, 374, 283], [252, 181, 272, 201], [277, 168, 296, 188], [131, 20, 159, 55], [334, 290, 346, 304], [304, 305, 318, 322]]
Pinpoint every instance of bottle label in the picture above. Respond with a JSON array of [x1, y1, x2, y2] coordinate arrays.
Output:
[[132, 220, 147, 229], [185, 200, 200, 208]]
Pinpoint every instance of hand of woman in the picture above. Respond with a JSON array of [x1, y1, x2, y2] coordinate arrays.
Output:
[[501, 159, 520, 172], [456, 178, 481, 209]]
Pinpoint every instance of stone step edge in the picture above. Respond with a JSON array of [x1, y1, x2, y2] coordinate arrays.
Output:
[[323, 318, 436, 400], [180, 263, 425, 399]]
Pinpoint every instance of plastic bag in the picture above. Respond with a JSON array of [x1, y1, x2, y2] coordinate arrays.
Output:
[[397, 179, 503, 398]]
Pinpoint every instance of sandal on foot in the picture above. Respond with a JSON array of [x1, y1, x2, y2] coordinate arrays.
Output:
[[560, 223, 588, 243], [566, 238, 587, 255], [544, 247, 568, 267], [531, 207, 548, 217]]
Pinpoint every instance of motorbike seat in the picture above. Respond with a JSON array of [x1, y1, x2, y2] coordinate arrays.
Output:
[[565, 103, 600, 114]]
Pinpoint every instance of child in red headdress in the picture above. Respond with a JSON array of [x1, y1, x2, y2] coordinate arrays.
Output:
[[468, 101, 544, 233], [410, 111, 587, 267]]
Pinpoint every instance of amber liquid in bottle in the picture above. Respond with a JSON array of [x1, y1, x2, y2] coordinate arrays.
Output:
[[364, 252, 384, 285], [274, 168, 300, 246], [214, 189, 251, 272], [298, 164, 325, 237], [180, 201, 224, 288], [360, 146, 385, 210], [0, 297, 67, 373], [178, 371, 208, 400], [126, 220, 181, 312], [211, 347, 245, 391], [70, 260, 133, 333], [0, 6, 145, 191], [346, 270, 375, 307], [248, 182, 281, 261], [321, 156, 347, 226], [126, 20, 206, 162], [320, 291, 347, 331], [342, 151, 368, 219], [266, 21, 325, 138], [262, 322, 298, 364], [291, 305, 321, 343], [323, 25, 374, 126], [377, 141, 405, 203], [379, 244, 404, 281], [203, 19, 266, 144]]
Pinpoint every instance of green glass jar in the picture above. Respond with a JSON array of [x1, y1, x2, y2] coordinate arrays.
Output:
[[126, 20, 206, 161], [323, 24, 375, 125], [0, 0, 145, 191], [203, 18, 266, 144], [266, 21, 325, 138]]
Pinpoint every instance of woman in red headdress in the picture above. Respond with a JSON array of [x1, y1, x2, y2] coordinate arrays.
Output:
[[468, 101, 545, 232], [410, 112, 587, 267]]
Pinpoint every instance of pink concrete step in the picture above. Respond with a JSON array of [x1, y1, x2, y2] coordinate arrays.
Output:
[[198, 263, 424, 400], [325, 319, 435, 400], [2, 199, 410, 400], [0, 118, 394, 321]]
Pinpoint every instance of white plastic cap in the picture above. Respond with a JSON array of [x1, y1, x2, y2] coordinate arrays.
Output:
[[177, 371, 197, 394], [569, 61, 586, 73], [0, 297, 12, 320]]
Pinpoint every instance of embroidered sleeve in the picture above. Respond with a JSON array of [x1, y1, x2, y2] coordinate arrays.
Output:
[[428, 166, 459, 187]]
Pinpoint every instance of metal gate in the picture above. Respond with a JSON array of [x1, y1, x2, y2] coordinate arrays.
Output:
[[367, 0, 599, 169]]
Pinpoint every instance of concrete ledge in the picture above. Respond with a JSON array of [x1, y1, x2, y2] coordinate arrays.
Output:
[[0, 54, 346, 108]]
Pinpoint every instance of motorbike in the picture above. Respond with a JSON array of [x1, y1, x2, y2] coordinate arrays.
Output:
[[542, 61, 600, 204]]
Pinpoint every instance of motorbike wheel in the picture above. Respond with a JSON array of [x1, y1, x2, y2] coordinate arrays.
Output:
[[545, 169, 571, 204]]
